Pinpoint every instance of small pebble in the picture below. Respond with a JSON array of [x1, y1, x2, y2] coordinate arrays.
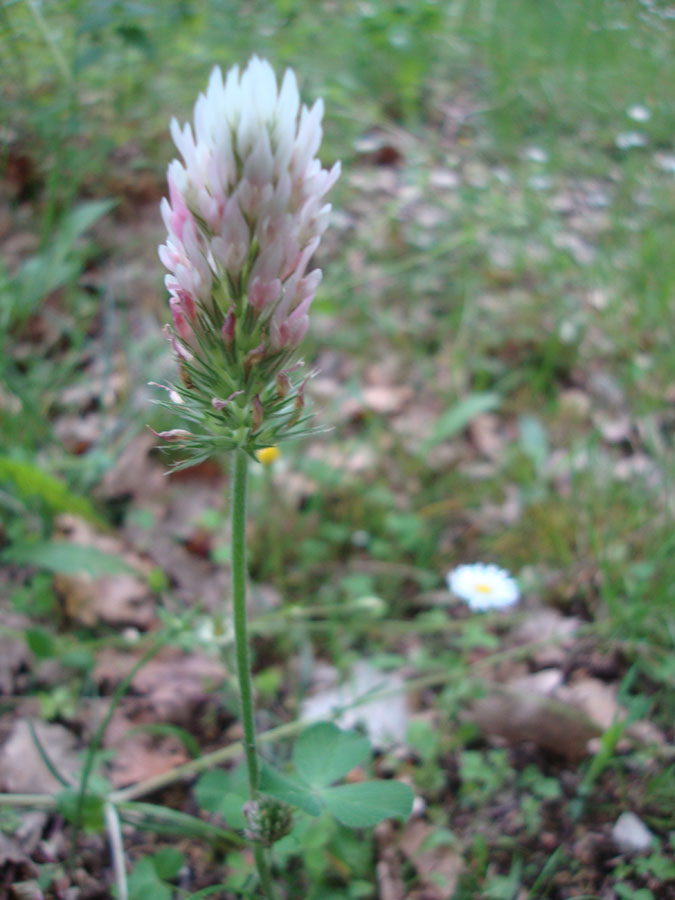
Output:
[[612, 812, 654, 854]]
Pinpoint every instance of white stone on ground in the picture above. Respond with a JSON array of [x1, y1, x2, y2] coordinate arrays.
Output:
[[612, 812, 654, 854]]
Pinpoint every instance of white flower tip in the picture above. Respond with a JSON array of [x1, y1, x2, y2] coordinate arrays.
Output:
[[169, 116, 181, 144], [208, 65, 224, 93], [280, 67, 299, 99]]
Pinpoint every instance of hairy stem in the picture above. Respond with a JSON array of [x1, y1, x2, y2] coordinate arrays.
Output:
[[231, 449, 277, 898], [232, 449, 259, 794]]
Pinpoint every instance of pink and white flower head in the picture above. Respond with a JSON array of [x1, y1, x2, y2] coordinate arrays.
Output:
[[159, 56, 340, 354], [155, 58, 339, 459], [447, 563, 520, 612]]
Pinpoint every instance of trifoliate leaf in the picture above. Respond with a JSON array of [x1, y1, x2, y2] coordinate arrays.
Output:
[[293, 722, 371, 788], [320, 780, 414, 828]]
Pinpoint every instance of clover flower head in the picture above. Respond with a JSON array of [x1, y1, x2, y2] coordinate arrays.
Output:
[[155, 57, 340, 462], [447, 563, 519, 612]]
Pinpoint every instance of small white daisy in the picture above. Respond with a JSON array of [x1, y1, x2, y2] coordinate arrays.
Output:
[[627, 104, 651, 123], [447, 563, 520, 611]]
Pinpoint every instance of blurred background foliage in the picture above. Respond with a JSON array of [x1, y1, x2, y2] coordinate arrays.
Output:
[[1, 0, 674, 896], [0, 0, 675, 633], [2, 0, 672, 640]]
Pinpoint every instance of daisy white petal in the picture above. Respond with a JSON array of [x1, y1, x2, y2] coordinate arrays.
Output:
[[447, 563, 520, 612]]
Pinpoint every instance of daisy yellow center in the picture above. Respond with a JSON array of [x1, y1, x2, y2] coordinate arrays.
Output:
[[474, 582, 493, 594]]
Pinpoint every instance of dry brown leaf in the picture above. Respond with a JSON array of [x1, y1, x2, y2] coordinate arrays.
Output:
[[105, 721, 189, 789], [349, 168, 399, 195], [510, 608, 581, 668], [559, 389, 592, 419], [468, 414, 504, 460], [510, 669, 564, 696], [625, 718, 666, 748], [53, 413, 101, 455], [124, 526, 228, 611], [307, 441, 378, 476], [361, 385, 414, 416], [592, 412, 632, 443], [552, 231, 596, 265], [57, 356, 126, 412], [353, 127, 408, 166], [96, 431, 166, 500], [94, 647, 226, 724], [399, 819, 464, 900], [429, 168, 461, 191], [0, 832, 33, 869], [56, 571, 155, 628], [84, 647, 226, 787], [556, 677, 621, 731], [613, 453, 658, 483], [13, 810, 47, 857], [10, 882, 44, 900], [469, 686, 601, 759], [468, 484, 522, 531], [270, 468, 318, 508], [52, 514, 155, 628], [376, 822, 406, 900], [1, 832, 40, 895], [0, 719, 79, 793], [0, 613, 31, 694]]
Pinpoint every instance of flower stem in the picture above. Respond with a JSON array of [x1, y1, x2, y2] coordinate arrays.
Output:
[[232, 449, 259, 794], [231, 448, 277, 899]]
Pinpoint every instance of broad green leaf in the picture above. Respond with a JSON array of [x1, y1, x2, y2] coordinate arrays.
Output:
[[259, 763, 322, 816], [320, 780, 414, 828], [194, 769, 232, 814], [56, 789, 105, 832], [293, 722, 371, 788], [11, 200, 115, 321], [1, 541, 132, 576], [15, 256, 78, 318], [220, 793, 247, 829], [24, 626, 56, 659], [60, 646, 95, 672], [152, 847, 184, 880], [0, 457, 102, 524], [195, 764, 250, 827], [55, 199, 117, 249], [128, 857, 170, 900], [423, 393, 501, 450], [128, 856, 157, 890]]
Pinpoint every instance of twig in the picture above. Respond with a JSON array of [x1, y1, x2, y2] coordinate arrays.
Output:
[[105, 801, 128, 900], [0, 793, 57, 808]]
